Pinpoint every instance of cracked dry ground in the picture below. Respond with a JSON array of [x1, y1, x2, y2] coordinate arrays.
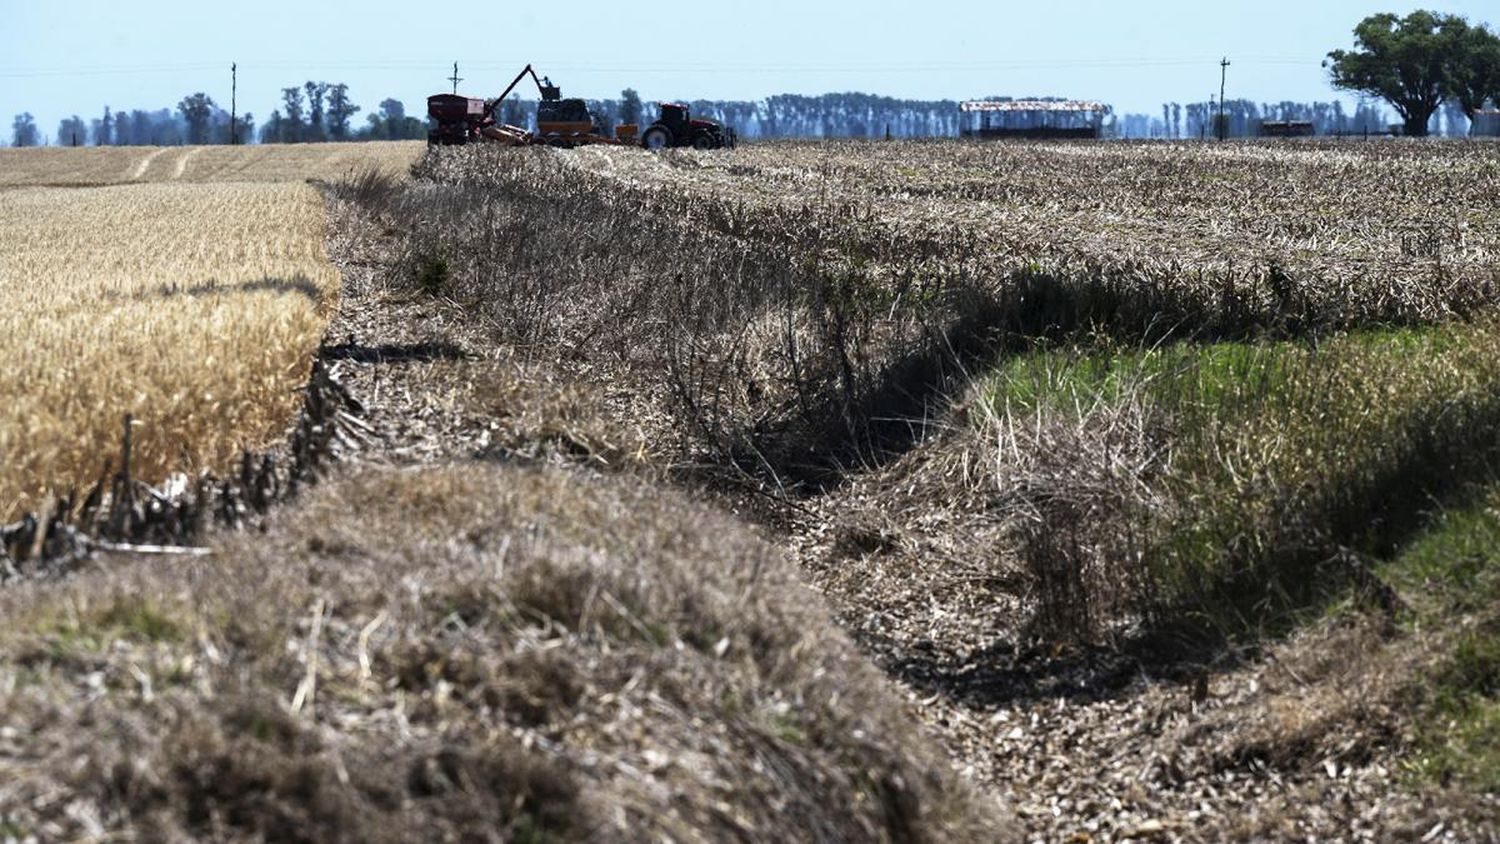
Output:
[[319, 196, 1498, 843]]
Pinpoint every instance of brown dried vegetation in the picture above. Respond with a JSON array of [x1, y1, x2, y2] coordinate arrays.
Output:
[[0, 464, 1001, 841]]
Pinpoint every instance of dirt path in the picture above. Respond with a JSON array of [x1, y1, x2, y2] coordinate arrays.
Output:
[[129, 147, 169, 181], [170, 147, 203, 180]]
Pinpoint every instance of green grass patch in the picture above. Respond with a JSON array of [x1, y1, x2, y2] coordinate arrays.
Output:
[[95, 596, 186, 642], [976, 325, 1458, 422], [972, 321, 1500, 636], [38, 595, 188, 656], [980, 323, 1500, 783], [1380, 489, 1500, 790], [1383, 491, 1500, 612], [976, 338, 1299, 419]]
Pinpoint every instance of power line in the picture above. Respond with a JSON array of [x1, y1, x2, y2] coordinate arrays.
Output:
[[0, 55, 1322, 80]]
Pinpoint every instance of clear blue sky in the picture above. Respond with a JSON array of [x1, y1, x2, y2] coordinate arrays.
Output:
[[1, 0, 1494, 141]]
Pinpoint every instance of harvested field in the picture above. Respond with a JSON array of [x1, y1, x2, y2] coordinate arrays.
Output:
[[0, 141, 423, 188], [400, 140, 1500, 494], [367, 139, 1500, 837], [563, 140, 1500, 332]]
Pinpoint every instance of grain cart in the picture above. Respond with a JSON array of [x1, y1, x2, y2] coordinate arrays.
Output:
[[426, 64, 638, 148], [427, 93, 531, 145], [639, 103, 737, 150]]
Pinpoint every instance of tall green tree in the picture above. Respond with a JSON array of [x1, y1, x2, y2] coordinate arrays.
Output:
[[304, 81, 328, 141], [1442, 17, 1500, 120], [11, 113, 38, 147], [57, 115, 88, 146], [500, 96, 526, 127], [262, 110, 284, 144], [95, 106, 113, 145], [620, 88, 642, 126], [280, 87, 304, 142], [325, 83, 360, 140], [1325, 10, 1459, 136], [358, 99, 427, 141], [178, 92, 217, 144], [236, 113, 256, 145]]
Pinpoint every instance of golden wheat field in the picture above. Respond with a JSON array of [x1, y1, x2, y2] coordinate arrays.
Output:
[[0, 141, 424, 188], [0, 142, 423, 519]]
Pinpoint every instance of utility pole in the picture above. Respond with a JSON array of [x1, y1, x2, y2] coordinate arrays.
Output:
[[230, 62, 238, 145], [1218, 57, 1231, 140], [448, 62, 463, 95]]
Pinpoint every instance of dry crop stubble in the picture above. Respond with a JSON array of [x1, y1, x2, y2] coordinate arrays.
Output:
[[407, 140, 1500, 502], [0, 180, 338, 518], [569, 140, 1500, 331]]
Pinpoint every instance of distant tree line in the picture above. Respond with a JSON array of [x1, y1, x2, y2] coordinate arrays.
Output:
[[7, 81, 428, 147], [494, 90, 964, 140], [10, 85, 973, 144], [9, 89, 1453, 147], [1111, 97, 1435, 139], [258, 82, 426, 142]]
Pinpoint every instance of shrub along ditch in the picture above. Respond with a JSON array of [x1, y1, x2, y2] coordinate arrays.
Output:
[[974, 323, 1500, 640], [1376, 485, 1500, 792]]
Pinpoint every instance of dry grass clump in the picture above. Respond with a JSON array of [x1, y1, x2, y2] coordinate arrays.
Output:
[[0, 141, 423, 189], [0, 181, 338, 518], [797, 321, 1500, 647], [0, 462, 1005, 841]]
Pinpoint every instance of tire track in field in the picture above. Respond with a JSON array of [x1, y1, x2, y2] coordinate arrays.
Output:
[[130, 148, 170, 181], [172, 147, 204, 180]]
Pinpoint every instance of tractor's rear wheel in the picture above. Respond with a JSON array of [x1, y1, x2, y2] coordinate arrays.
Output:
[[642, 125, 672, 150]]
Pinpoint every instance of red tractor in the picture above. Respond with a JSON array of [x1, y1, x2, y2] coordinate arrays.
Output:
[[639, 103, 737, 150]]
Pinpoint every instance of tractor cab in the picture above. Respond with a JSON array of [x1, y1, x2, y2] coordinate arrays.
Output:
[[658, 102, 690, 131]]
